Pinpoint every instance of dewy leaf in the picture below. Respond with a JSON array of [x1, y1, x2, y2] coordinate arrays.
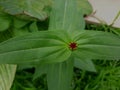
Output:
[[0, 30, 71, 64], [0, 0, 52, 20], [0, 64, 16, 90], [73, 30, 120, 60]]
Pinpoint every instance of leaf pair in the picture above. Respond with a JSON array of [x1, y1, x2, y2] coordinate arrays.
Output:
[[0, 30, 120, 68]]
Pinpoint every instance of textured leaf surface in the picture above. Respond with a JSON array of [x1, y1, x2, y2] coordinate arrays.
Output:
[[0, 0, 52, 20], [0, 64, 16, 90], [0, 30, 71, 64]]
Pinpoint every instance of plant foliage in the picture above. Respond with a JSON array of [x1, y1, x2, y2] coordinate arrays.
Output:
[[0, 0, 120, 90]]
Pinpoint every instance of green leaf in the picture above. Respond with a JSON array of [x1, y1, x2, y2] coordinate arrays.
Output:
[[77, 0, 93, 15], [13, 18, 30, 28], [74, 58, 96, 72], [0, 64, 16, 90], [29, 22, 38, 32], [24, 0, 52, 20], [13, 27, 30, 36], [47, 60, 74, 90], [49, 0, 85, 31], [0, 0, 52, 20], [0, 30, 71, 64], [73, 30, 120, 60], [0, 12, 11, 32]]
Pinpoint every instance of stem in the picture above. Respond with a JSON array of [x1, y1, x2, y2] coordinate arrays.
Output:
[[110, 10, 120, 26]]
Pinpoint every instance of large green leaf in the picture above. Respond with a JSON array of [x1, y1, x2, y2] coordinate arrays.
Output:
[[0, 30, 71, 64], [73, 30, 120, 60], [0, 0, 52, 20], [0, 64, 16, 90]]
